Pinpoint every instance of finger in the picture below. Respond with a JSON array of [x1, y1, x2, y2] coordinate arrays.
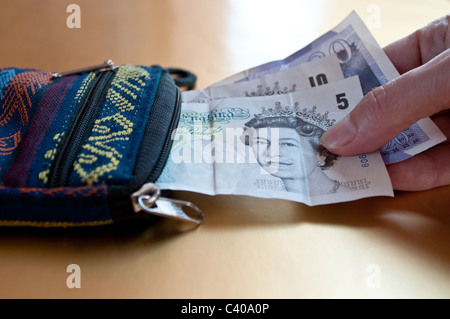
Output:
[[431, 114, 450, 145], [320, 50, 450, 156], [387, 143, 450, 191], [384, 14, 450, 74]]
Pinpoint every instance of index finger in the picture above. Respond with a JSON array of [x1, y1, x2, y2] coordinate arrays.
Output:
[[320, 49, 450, 156]]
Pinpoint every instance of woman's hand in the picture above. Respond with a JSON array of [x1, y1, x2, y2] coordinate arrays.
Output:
[[320, 15, 450, 191]]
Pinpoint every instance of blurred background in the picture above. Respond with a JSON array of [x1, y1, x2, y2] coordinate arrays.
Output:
[[1, 0, 448, 88], [0, 0, 449, 299]]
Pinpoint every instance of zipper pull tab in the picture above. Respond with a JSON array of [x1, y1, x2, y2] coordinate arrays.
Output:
[[51, 60, 116, 79], [131, 183, 204, 225]]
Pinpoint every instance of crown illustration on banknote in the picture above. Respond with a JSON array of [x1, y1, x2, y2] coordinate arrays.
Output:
[[254, 102, 336, 131], [245, 82, 297, 97]]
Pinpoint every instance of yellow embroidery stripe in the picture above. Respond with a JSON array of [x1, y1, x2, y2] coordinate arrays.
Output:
[[111, 85, 138, 100], [108, 88, 136, 107], [70, 66, 150, 184], [74, 72, 96, 102]]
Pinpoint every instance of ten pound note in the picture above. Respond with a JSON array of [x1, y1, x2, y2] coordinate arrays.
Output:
[[182, 54, 344, 103], [155, 11, 446, 206]]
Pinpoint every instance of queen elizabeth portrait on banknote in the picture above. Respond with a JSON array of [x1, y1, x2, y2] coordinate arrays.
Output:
[[240, 102, 345, 196]]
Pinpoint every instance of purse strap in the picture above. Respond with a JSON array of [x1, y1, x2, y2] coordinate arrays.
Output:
[[167, 68, 197, 90]]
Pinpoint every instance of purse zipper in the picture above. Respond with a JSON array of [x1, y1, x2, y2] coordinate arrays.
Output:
[[47, 68, 117, 188], [130, 183, 203, 225], [51, 60, 115, 79], [146, 88, 182, 182], [135, 88, 204, 225]]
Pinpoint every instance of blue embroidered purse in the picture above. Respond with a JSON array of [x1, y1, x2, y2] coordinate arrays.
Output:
[[0, 61, 202, 227]]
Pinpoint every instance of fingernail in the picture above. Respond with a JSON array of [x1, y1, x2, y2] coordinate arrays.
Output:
[[320, 116, 357, 150]]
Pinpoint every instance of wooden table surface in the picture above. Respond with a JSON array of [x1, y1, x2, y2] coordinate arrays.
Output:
[[0, 0, 449, 299]]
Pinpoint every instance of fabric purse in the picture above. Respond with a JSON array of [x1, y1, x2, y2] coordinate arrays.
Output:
[[0, 60, 202, 227]]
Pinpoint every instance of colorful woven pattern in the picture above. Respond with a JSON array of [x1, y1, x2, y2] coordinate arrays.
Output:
[[68, 65, 161, 186], [0, 65, 164, 226], [0, 69, 50, 177], [2, 74, 80, 187]]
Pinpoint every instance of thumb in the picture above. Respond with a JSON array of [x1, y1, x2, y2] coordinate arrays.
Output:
[[320, 49, 450, 156]]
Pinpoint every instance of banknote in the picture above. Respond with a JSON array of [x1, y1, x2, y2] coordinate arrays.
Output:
[[210, 12, 397, 93], [209, 11, 447, 164], [182, 54, 344, 103], [157, 76, 394, 206]]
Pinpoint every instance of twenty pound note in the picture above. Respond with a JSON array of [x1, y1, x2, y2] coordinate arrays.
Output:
[[209, 11, 446, 164], [157, 77, 394, 206]]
